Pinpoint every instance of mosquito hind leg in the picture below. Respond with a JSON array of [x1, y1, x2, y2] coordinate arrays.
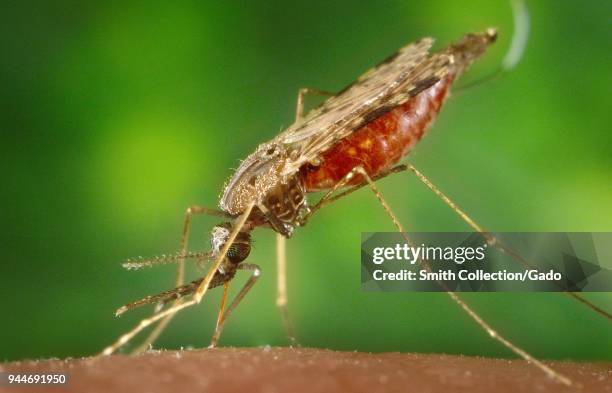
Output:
[[310, 165, 572, 386], [209, 263, 262, 348], [405, 164, 611, 321], [312, 163, 611, 321], [131, 205, 231, 355]]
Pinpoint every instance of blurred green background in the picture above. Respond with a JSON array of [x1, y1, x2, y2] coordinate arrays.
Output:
[[1, 0, 610, 362]]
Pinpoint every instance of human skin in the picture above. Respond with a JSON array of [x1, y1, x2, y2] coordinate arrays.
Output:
[[3, 347, 611, 393]]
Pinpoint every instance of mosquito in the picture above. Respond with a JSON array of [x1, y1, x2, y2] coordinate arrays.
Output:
[[100, 22, 610, 386]]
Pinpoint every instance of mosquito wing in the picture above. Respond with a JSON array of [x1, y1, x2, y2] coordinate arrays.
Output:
[[276, 37, 451, 176]]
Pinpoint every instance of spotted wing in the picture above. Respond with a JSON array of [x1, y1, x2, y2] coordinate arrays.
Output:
[[276, 37, 451, 176]]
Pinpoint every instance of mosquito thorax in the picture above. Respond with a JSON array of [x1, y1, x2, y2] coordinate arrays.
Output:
[[210, 223, 252, 264], [220, 141, 286, 216], [219, 141, 310, 238]]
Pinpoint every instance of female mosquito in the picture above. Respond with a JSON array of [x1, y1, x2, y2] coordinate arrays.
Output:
[[101, 26, 610, 386]]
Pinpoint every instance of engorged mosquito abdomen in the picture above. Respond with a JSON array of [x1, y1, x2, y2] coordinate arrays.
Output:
[[299, 75, 455, 191]]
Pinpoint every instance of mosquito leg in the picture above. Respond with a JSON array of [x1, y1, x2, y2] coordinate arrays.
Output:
[[250, 204, 300, 345], [253, 203, 297, 343], [406, 164, 611, 321], [308, 164, 408, 217], [311, 163, 611, 321], [276, 233, 297, 345], [318, 165, 572, 386], [100, 203, 254, 356], [294, 87, 334, 120], [264, 87, 336, 345], [268, 87, 322, 345], [101, 298, 198, 356], [209, 263, 262, 348], [256, 205, 298, 343], [211, 282, 230, 344], [131, 205, 230, 355]]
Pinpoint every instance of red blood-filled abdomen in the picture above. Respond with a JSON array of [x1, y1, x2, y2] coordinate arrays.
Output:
[[299, 76, 455, 191]]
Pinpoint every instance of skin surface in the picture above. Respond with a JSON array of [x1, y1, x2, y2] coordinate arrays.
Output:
[[3, 348, 611, 393]]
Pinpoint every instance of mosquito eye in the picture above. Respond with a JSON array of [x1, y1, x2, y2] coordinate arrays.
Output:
[[227, 242, 251, 262]]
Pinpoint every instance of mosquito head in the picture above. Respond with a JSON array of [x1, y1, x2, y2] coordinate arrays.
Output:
[[210, 222, 252, 264]]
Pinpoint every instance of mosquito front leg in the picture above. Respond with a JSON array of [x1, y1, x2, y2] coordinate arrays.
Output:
[[101, 298, 198, 356], [316, 165, 572, 386], [131, 205, 231, 355], [100, 203, 253, 356], [209, 263, 262, 348]]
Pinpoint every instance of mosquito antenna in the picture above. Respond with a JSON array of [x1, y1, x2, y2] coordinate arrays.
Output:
[[122, 251, 212, 271], [456, 0, 530, 92]]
